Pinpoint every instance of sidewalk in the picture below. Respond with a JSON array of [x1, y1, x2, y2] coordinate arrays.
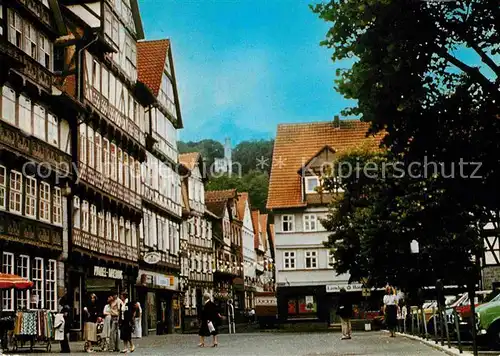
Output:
[[389, 331, 474, 356]]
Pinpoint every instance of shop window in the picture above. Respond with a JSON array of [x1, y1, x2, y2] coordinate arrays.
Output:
[[81, 200, 89, 231], [19, 94, 32, 135], [31, 257, 44, 309], [283, 251, 295, 270], [0, 165, 6, 210], [305, 251, 317, 269], [33, 104, 46, 141], [25, 176, 36, 218], [303, 214, 317, 232], [73, 196, 80, 228], [2, 252, 14, 310], [45, 259, 57, 311], [16, 255, 30, 310], [1, 86, 16, 126], [299, 296, 317, 314], [282, 215, 294, 232], [48, 113, 58, 147], [39, 182, 50, 222], [9, 170, 22, 214], [53, 187, 62, 225]]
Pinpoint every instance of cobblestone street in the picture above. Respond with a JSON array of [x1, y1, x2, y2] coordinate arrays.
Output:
[[30, 332, 447, 355]]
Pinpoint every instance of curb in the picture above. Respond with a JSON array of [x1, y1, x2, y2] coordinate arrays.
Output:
[[393, 331, 474, 356]]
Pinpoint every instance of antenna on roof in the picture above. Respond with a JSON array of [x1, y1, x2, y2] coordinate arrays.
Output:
[[333, 115, 341, 129]]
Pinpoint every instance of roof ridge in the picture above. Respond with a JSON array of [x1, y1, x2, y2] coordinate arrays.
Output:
[[277, 119, 364, 128]]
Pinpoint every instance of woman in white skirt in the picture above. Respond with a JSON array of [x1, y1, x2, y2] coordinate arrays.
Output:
[[132, 301, 142, 339]]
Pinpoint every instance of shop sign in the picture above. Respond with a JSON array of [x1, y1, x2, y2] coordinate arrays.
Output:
[[325, 283, 363, 293], [143, 251, 161, 264], [93, 266, 123, 279], [137, 270, 177, 290], [155, 275, 175, 288]]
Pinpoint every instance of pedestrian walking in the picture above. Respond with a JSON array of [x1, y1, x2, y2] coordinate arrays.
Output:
[[119, 292, 135, 353], [108, 294, 122, 352], [383, 286, 398, 337], [84, 293, 99, 353], [337, 288, 353, 340], [102, 295, 113, 351], [132, 301, 142, 339], [198, 293, 220, 348], [55, 305, 71, 353]]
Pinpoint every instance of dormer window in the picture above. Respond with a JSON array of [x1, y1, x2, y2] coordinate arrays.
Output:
[[305, 176, 320, 194]]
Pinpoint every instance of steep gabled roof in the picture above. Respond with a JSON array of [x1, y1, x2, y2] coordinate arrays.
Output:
[[137, 39, 170, 97], [205, 189, 237, 202], [205, 200, 227, 218], [251, 210, 260, 250], [237, 193, 249, 221], [267, 120, 383, 210]]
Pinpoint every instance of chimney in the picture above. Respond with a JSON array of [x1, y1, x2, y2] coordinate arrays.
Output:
[[333, 115, 341, 129]]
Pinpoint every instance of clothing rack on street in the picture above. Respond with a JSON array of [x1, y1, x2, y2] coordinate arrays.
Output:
[[10, 310, 54, 352]]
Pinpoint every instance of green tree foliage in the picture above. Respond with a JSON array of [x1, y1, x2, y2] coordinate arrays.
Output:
[[313, 0, 500, 291], [178, 140, 224, 171], [233, 139, 274, 175], [206, 170, 269, 213]]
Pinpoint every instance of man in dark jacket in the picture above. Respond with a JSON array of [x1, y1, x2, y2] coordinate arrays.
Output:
[[336, 288, 353, 340]]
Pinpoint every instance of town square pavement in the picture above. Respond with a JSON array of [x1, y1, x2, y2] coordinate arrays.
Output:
[[32, 332, 447, 355]]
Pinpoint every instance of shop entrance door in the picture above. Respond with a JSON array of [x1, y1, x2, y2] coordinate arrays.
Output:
[[195, 288, 202, 317]]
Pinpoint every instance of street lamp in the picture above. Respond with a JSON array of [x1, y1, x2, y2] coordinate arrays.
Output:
[[410, 239, 419, 254]]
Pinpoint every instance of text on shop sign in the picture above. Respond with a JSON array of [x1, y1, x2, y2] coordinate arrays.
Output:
[[94, 266, 123, 279]]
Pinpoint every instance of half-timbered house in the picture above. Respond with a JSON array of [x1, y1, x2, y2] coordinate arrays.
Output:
[[136, 38, 183, 335], [0, 0, 71, 315], [53, 0, 146, 332]]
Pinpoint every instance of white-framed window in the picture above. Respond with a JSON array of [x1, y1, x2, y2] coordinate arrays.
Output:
[[135, 161, 141, 194], [33, 104, 46, 141], [0, 165, 6, 209], [25, 176, 37, 218], [16, 255, 30, 310], [45, 259, 57, 311], [95, 133, 102, 173], [9, 170, 22, 214], [19, 95, 32, 135], [125, 220, 131, 246], [117, 148, 123, 185], [92, 59, 100, 91], [53, 187, 62, 225], [112, 215, 118, 242], [60, 119, 71, 154], [328, 250, 335, 269], [303, 214, 317, 232], [73, 196, 80, 228], [88, 126, 95, 168], [119, 217, 125, 244], [131, 223, 137, 248], [305, 176, 320, 194], [80, 124, 87, 165], [281, 215, 294, 232], [38, 34, 52, 70], [101, 67, 109, 99], [8, 10, 23, 48], [106, 212, 112, 241], [24, 22, 37, 59], [1, 86, 16, 126], [283, 251, 296, 270], [129, 157, 135, 192], [2, 252, 14, 311], [123, 153, 129, 189], [110, 143, 117, 181], [98, 211, 105, 238], [103, 138, 110, 178], [81, 200, 89, 231], [305, 251, 318, 269], [47, 113, 58, 147], [39, 182, 50, 222], [90, 204, 97, 235], [31, 258, 44, 309]]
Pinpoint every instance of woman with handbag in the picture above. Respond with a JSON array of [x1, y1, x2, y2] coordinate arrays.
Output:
[[198, 293, 220, 348]]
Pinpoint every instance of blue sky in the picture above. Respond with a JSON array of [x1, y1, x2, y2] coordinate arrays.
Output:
[[139, 0, 351, 144]]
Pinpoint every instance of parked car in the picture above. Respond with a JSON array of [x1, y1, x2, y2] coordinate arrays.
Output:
[[475, 292, 500, 349], [423, 296, 458, 333]]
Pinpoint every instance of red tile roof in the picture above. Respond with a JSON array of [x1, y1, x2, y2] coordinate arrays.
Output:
[[205, 200, 227, 218], [137, 39, 170, 97], [260, 214, 268, 251], [267, 120, 383, 209], [251, 210, 260, 250], [179, 152, 201, 171], [237, 193, 249, 221], [205, 189, 237, 202]]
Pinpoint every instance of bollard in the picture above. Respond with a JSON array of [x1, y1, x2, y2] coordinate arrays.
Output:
[[416, 310, 421, 336], [421, 308, 428, 340], [453, 309, 463, 354], [443, 310, 452, 349], [439, 307, 445, 347]]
